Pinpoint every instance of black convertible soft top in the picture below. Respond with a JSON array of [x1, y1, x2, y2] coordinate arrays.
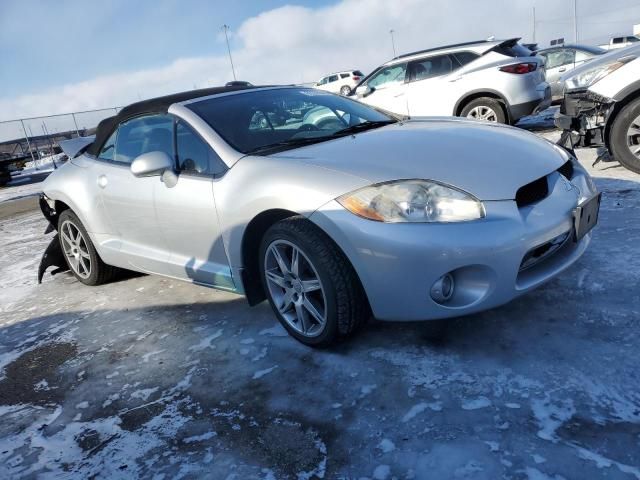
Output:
[[86, 85, 259, 157]]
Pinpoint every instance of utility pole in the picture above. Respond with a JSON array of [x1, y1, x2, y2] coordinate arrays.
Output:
[[573, 0, 578, 43], [389, 29, 397, 57], [222, 24, 237, 81], [532, 6, 536, 43]]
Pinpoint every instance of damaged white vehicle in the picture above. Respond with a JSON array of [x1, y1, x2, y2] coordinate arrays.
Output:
[[556, 44, 640, 174], [39, 86, 599, 346]]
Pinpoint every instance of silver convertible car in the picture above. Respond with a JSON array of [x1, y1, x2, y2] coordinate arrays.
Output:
[[38, 86, 600, 346]]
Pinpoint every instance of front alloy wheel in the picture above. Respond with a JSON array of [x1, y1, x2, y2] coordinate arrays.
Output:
[[60, 219, 92, 279], [264, 240, 327, 337], [57, 210, 116, 286], [259, 217, 368, 347]]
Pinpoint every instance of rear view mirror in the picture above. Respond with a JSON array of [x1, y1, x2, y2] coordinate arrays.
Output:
[[130, 151, 174, 177]]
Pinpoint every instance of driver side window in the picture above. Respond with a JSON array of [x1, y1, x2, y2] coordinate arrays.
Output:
[[113, 114, 173, 165], [367, 63, 408, 89]]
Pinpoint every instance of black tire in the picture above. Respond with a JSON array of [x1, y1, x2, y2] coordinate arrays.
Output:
[[340, 85, 352, 96], [259, 217, 368, 347], [460, 97, 507, 124], [609, 98, 640, 174], [57, 210, 117, 286]]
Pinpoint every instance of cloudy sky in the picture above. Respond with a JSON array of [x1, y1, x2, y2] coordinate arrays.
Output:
[[1, 0, 639, 121]]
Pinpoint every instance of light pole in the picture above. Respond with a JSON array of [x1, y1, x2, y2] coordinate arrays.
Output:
[[389, 29, 397, 57], [573, 0, 578, 43], [222, 24, 237, 81]]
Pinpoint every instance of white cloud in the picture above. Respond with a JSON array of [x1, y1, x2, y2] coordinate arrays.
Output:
[[1, 0, 639, 122]]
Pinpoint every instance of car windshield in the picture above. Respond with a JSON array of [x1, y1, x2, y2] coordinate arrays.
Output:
[[187, 88, 396, 155]]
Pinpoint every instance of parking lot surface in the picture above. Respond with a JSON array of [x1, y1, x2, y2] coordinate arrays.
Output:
[[1, 128, 639, 479]]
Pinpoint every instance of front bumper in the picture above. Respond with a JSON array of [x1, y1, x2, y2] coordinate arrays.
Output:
[[310, 171, 593, 321], [554, 90, 615, 149]]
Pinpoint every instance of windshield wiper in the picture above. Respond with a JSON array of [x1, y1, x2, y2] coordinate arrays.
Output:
[[245, 136, 334, 155], [332, 119, 397, 137]]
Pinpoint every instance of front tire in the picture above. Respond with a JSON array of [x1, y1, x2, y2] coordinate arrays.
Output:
[[609, 98, 640, 174], [58, 210, 116, 286], [460, 97, 506, 124], [259, 217, 368, 347]]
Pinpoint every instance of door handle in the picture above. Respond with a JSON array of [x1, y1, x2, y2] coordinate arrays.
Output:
[[394, 93, 405, 98], [559, 67, 567, 72], [97, 175, 108, 188]]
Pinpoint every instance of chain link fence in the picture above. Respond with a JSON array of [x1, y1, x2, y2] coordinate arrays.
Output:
[[0, 107, 122, 165]]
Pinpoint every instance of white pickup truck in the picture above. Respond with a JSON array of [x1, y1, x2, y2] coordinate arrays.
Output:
[[599, 36, 640, 51], [555, 44, 640, 173]]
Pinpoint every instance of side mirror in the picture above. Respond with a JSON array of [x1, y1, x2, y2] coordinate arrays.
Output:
[[356, 85, 373, 98], [130, 151, 174, 177]]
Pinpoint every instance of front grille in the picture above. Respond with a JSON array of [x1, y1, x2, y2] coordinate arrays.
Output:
[[516, 176, 549, 208], [519, 230, 571, 271], [557, 160, 574, 179]]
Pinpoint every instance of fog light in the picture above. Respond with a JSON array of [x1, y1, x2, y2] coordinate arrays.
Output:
[[431, 273, 455, 303]]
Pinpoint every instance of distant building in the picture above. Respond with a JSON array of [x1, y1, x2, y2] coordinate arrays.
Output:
[[635, 24, 640, 36]]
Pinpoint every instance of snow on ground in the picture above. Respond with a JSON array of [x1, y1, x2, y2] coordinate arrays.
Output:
[[0, 122, 639, 478]]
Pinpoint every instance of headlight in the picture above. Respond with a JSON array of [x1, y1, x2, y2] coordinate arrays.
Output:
[[565, 56, 636, 92], [337, 180, 485, 223]]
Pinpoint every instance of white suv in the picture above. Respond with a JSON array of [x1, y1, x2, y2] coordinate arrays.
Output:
[[353, 38, 550, 124], [314, 70, 365, 96]]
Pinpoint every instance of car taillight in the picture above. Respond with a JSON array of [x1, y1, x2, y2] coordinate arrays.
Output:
[[499, 63, 537, 74], [352, 76, 361, 81]]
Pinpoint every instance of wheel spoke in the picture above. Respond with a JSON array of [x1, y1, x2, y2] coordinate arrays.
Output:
[[78, 256, 89, 275], [271, 245, 289, 274], [294, 302, 308, 333], [301, 279, 321, 293], [266, 270, 287, 288], [303, 297, 324, 325], [279, 289, 295, 313], [61, 232, 74, 248], [628, 125, 640, 136], [290, 248, 300, 277], [79, 249, 90, 259]]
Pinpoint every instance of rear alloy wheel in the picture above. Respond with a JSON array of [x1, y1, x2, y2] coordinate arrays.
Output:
[[58, 210, 116, 286], [259, 217, 368, 346], [460, 97, 506, 124], [610, 97, 640, 174], [340, 85, 352, 96]]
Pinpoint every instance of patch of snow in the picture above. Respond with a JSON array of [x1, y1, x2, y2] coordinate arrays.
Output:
[[373, 464, 391, 480], [182, 431, 217, 444], [461, 396, 492, 410], [378, 438, 396, 453], [252, 365, 278, 380], [401, 401, 442, 422], [258, 323, 288, 337], [188, 329, 223, 352], [531, 397, 575, 442], [130, 387, 159, 402]]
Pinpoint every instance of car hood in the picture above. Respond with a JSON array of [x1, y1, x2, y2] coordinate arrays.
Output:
[[269, 118, 567, 200]]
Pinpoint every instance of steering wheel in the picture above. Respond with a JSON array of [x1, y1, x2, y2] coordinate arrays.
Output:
[[298, 123, 320, 132]]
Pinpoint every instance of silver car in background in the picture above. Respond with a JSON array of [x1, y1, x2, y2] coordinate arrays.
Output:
[[39, 86, 599, 346], [535, 44, 606, 101]]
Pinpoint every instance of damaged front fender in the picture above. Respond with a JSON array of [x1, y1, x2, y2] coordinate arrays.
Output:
[[38, 194, 69, 283], [38, 234, 69, 283]]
